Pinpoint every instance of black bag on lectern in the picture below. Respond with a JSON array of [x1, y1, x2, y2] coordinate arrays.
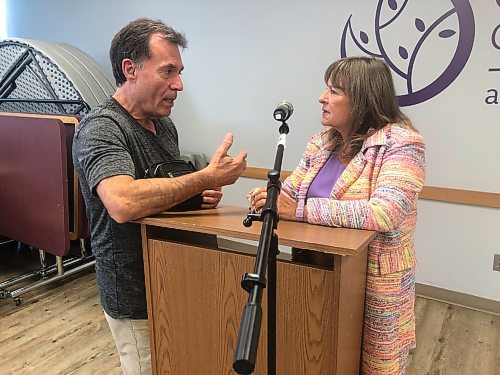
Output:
[[144, 159, 204, 211]]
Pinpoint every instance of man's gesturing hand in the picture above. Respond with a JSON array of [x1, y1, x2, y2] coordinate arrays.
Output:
[[208, 133, 247, 186]]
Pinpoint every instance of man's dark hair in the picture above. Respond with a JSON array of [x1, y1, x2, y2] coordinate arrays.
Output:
[[110, 18, 187, 86]]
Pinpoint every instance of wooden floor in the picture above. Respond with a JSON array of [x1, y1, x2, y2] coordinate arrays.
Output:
[[0, 243, 498, 375], [0, 242, 121, 375]]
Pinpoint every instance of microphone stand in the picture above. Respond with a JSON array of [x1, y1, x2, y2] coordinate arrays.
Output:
[[233, 120, 289, 375]]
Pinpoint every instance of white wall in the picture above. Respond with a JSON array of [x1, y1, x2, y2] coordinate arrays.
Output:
[[5, 0, 499, 301], [0, 1, 7, 39]]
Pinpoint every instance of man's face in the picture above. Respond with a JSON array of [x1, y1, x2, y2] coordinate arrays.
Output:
[[133, 33, 184, 119]]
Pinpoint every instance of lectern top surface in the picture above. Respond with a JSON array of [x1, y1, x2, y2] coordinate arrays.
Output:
[[137, 205, 376, 256]]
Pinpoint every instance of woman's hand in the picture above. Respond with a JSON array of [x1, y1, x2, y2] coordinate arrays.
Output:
[[247, 187, 299, 221], [247, 187, 267, 212], [277, 193, 298, 221]]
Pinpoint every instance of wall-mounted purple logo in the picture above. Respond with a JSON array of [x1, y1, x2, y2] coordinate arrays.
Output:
[[340, 0, 475, 106]]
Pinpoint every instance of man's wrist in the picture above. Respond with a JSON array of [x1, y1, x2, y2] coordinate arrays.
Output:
[[195, 168, 216, 190]]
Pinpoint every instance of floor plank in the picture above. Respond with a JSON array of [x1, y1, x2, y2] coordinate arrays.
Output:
[[406, 298, 448, 373]]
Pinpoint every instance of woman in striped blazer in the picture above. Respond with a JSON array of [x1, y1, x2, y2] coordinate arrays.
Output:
[[249, 56, 426, 375]]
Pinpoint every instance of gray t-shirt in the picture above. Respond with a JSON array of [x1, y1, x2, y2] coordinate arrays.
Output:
[[73, 98, 180, 319]]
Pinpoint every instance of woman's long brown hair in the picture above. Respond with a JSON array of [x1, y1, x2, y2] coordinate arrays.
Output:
[[324, 57, 416, 161]]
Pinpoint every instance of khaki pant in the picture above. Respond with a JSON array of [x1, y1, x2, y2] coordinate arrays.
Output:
[[104, 311, 151, 375]]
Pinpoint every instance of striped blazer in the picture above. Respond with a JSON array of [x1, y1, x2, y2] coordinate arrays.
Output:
[[281, 123, 426, 275]]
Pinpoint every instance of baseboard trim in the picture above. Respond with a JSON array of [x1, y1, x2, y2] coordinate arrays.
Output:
[[416, 283, 499, 315]]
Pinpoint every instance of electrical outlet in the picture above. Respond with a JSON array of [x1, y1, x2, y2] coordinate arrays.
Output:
[[493, 254, 500, 272]]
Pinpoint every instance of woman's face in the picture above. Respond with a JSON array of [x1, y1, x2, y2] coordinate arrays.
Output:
[[319, 79, 352, 138]]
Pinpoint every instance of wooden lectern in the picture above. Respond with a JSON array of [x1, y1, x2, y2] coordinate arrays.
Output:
[[138, 205, 376, 375]]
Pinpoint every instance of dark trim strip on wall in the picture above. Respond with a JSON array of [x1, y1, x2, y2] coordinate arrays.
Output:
[[242, 167, 500, 209], [418, 186, 500, 208]]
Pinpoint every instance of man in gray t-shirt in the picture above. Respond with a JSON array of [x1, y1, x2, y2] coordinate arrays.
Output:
[[72, 18, 247, 374]]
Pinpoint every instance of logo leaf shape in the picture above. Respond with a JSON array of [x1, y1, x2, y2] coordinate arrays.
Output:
[[388, 0, 398, 11], [439, 29, 456, 38], [360, 31, 369, 44], [415, 18, 426, 32], [399, 46, 409, 59]]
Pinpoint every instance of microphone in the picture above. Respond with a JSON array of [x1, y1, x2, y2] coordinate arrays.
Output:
[[273, 100, 294, 122]]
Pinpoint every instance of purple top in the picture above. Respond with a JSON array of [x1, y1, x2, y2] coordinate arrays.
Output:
[[306, 152, 347, 199]]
